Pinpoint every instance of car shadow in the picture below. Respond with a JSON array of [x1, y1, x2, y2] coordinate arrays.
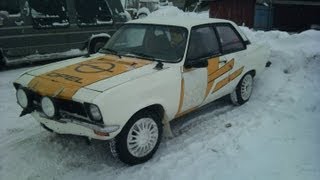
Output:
[[3, 95, 235, 177]]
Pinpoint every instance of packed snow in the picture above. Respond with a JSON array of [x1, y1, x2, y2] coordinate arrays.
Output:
[[1, 6, 320, 180]]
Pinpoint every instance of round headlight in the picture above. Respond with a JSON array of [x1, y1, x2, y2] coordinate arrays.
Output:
[[41, 97, 57, 118], [89, 104, 102, 122], [16, 88, 29, 108]]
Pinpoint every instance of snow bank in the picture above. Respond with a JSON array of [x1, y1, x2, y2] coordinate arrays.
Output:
[[148, 6, 209, 18], [241, 27, 320, 75]]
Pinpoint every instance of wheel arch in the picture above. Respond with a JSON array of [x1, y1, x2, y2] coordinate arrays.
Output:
[[129, 104, 165, 124], [246, 69, 256, 77], [87, 33, 111, 54]]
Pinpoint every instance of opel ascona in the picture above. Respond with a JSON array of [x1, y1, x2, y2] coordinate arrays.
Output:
[[14, 17, 270, 165]]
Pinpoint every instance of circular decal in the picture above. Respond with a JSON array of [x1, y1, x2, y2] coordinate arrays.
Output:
[[75, 62, 115, 73]]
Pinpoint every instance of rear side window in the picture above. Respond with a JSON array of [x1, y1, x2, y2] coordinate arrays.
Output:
[[0, 0, 20, 15], [29, 0, 69, 29], [215, 24, 245, 53], [187, 26, 220, 61], [74, 0, 112, 26]]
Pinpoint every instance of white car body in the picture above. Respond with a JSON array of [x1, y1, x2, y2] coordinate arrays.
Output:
[[14, 17, 270, 141]]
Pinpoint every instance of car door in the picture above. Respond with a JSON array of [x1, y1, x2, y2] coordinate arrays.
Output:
[[176, 25, 224, 116], [210, 23, 248, 98]]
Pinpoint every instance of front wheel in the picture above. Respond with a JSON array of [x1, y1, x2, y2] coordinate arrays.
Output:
[[230, 73, 254, 105], [110, 110, 163, 165]]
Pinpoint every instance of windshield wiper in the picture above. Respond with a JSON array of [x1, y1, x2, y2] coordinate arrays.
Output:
[[127, 51, 164, 70], [100, 48, 122, 58]]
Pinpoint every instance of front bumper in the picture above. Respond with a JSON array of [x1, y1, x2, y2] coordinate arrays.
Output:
[[32, 112, 120, 140]]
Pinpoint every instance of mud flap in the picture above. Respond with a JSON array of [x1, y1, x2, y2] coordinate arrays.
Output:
[[162, 114, 174, 139]]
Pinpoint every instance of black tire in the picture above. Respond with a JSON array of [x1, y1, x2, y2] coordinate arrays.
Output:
[[89, 38, 108, 54], [110, 110, 163, 165], [230, 73, 254, 105]]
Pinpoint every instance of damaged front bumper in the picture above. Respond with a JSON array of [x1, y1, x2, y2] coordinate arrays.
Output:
[[32, 112, 120, 140]]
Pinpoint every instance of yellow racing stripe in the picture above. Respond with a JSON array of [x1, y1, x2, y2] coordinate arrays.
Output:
[[205, 57, 219, 98], [28, 55, 151, 100], [175, 78, 185, 118], [207, 59, 234, 83], [213, 67, 244, 93]]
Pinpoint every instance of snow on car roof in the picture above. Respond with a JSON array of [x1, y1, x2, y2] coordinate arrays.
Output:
[[127, 16, 232, 29]]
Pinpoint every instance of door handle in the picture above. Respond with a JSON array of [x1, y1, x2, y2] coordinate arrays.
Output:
[[219, 60, 227, 64]]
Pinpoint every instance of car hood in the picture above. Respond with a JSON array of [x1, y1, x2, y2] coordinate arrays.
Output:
[[25, 54, 156, 100]]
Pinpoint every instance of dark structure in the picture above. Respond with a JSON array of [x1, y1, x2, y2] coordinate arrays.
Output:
[[207, 0, 256, 28], [203, 0, 320, 31], [0, 0, 127, 66], [272, 0, 320, 31]]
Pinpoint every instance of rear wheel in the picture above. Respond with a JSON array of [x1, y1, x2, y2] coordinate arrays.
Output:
[[230, 73, 253, 105], [110, 110, 162, 165]]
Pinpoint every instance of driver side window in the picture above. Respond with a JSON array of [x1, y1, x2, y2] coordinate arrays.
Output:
[[186, 25, 220, 61]]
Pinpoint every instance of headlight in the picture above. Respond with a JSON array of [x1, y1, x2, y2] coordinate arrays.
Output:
[[16, 88, 29, 108], [41, 97, 57, 118], [87, 104, 102, 122]]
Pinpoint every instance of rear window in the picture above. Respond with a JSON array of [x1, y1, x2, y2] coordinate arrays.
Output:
[[215, 24, 245, 53]]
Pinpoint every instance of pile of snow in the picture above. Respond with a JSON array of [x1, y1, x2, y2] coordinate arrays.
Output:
[[148, 6, 209, 18], [242, 27, 320, 75], [0, 6, 320, 180]]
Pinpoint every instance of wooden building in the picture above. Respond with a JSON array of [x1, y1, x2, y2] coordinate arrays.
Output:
[[203, 0, 320, 31]]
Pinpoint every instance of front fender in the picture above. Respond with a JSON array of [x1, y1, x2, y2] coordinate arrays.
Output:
[[93, 66, 182, 134]]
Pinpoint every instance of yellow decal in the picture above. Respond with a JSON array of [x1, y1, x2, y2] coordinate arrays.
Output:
[[175, 78, 185, 117], [175, 107, 197, 119], [205, 57, 219, 97], [205, 58, 235, 98], [212, 67, 244, 93], [28, 55, 151, 100], [207, 59, 235, 83]]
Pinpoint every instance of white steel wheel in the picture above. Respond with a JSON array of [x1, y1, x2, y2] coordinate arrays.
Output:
[[127, 118, 159, 158], [110, 110, 162, 165], [240, 74, 253, 101], [230, 73, 254, 105]]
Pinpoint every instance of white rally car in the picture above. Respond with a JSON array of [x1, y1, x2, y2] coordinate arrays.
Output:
[[14, 17, 270, 165]]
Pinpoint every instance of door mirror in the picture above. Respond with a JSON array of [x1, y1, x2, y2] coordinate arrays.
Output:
[[185, 59, 208, 69], [22, 1, 30, 17]]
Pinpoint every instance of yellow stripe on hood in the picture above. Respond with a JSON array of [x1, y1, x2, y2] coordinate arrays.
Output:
[[28, 55, 151, 100]]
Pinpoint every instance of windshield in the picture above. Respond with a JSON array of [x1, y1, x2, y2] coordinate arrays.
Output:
[[102, 24, 188, 62]]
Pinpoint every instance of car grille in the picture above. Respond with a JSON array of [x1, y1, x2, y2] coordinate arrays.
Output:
[[28, 90, 88, 118]]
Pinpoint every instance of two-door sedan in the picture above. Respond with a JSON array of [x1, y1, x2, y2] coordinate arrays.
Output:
[[14, 17, 270, 165]]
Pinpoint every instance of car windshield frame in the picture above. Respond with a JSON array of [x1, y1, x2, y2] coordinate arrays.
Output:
[[101, 23, 189, 63]]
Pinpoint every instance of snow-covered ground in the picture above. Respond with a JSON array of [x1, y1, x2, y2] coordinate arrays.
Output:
[[1, 7, 320, 180]]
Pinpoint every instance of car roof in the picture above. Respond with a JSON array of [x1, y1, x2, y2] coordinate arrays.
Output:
[[126, 16, 249, 42], [127, 16, 232, 29]]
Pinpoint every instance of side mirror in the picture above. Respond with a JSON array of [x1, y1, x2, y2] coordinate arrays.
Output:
[[185, 59, 208, 69], [22, 1, 31, 17]]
